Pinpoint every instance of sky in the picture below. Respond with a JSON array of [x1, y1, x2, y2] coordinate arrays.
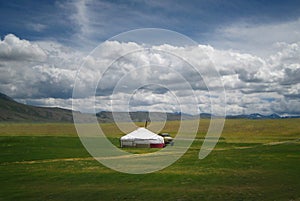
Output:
[[0, 0, 300, 115]]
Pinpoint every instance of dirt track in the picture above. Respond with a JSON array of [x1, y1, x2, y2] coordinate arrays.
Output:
[[1, 139, 299, 165]]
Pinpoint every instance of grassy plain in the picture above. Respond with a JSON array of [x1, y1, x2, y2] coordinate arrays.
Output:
[[0, 119, 300, 200]]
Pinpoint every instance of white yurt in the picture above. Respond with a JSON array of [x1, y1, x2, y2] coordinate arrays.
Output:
[[120, 127, 164, 148]]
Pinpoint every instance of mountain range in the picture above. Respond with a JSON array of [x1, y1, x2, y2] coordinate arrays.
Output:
[[0, 92, 299, 122], [0, 92, 75, 122], [225, 113, 298, 119]]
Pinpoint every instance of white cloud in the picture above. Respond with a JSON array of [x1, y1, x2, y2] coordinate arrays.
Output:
[[211, 18, 300, 57], [27, 23, 47, 32], [0, 36, 80, 99], [0, 34, 47, 61], [0, 33, 300, 115]]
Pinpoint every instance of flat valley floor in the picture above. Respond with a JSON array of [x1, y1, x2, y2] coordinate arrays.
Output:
[[1, 119, 299, 201]]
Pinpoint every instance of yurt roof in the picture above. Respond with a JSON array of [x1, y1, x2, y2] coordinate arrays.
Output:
[[120, 127, 164, 141]]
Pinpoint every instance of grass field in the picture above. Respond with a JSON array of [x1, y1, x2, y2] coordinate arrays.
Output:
[[0, 119, 300, 201]]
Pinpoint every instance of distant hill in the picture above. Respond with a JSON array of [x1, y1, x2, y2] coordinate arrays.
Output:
[[97, 111, 300, 122], [225, 113, 299, 119], [1, 92, 299, 122], [0, 92, 74, 122], [96, 111, 198, 123]]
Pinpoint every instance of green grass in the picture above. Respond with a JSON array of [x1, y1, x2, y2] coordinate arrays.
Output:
[[0, 119, 300, 201]]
